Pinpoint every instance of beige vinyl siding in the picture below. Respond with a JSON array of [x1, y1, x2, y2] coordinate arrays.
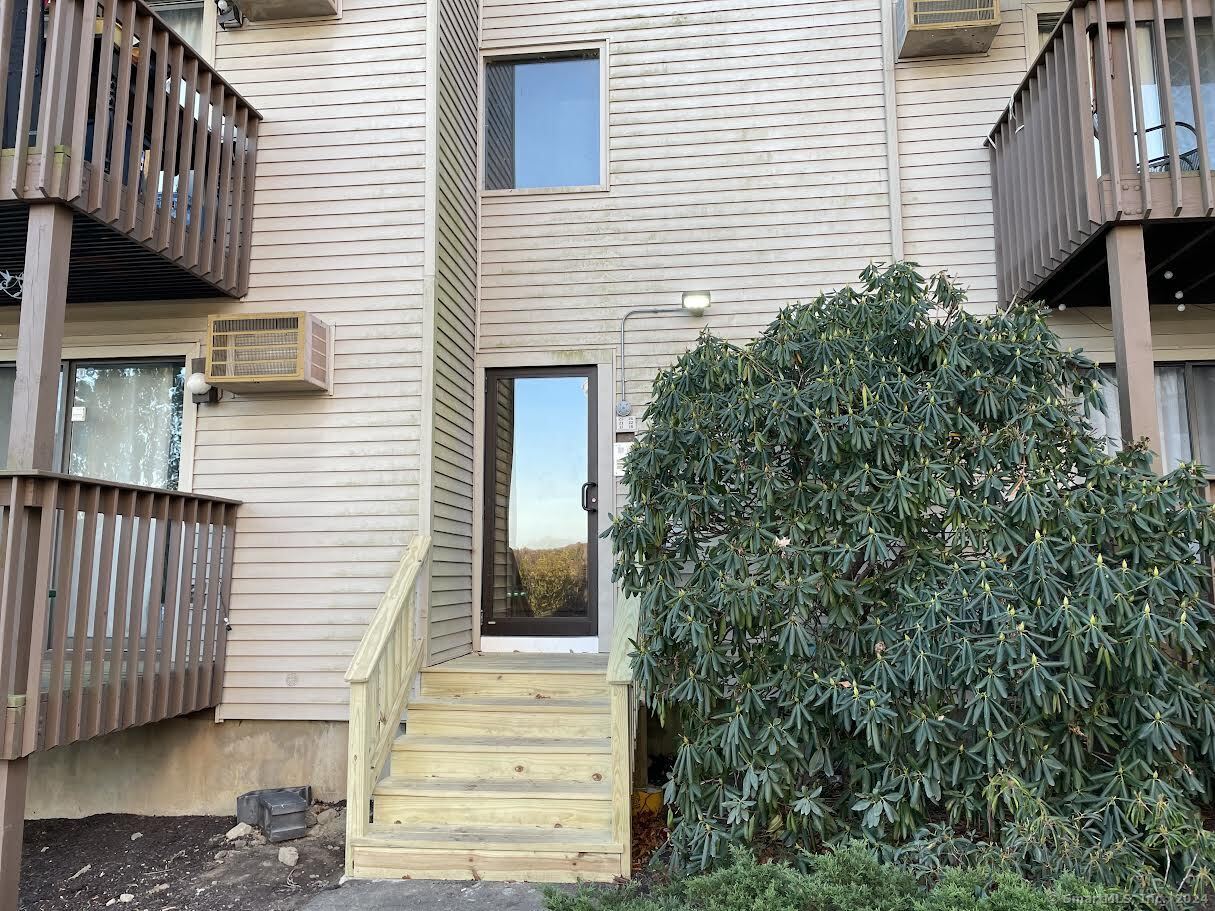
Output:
[[428, 0, 481, 663], [188, 0, 430, 721], [892, 0, 1032, 312], [1050, 309, 1215, 364], [478, 0, 895, 405]]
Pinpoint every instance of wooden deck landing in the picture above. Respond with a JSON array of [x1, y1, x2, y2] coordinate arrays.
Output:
[[346, 651, 628, 883]]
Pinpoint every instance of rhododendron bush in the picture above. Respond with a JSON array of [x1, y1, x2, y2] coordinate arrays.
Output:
[[610, 263, 1215, 893]]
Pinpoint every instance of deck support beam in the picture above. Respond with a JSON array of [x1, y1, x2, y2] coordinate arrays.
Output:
[[0, 758, 29, 908], [1106, 224, 1161, 471], [9, 203, 72, 470], [0, 201, 72, 911]]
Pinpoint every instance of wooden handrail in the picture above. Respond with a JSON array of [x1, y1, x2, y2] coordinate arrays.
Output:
[[345, 535, 430, 684], [345, 534, 430, 874], [0, 469, 243, 506]]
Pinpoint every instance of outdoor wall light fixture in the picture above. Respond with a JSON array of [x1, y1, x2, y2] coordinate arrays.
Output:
[[186, 372, 212, 397], [681, 290, 711, 314], [187, 359, 220, 405], [616, 291, 712, 419], [217, 0, 245, 29]]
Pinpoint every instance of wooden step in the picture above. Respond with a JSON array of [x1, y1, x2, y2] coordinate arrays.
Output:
[[348, 654, 628, 883], [407, 695, 611, 738], [358, 822, 621, 852], [372, 776, 613, 828], [391, 735, 612, 783], [419, 669, 608, 699], [433, 654, 610, 673], [349, 824, 623, 882]]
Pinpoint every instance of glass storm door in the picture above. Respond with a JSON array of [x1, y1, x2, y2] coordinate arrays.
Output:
[[482, 366, 597, 637]]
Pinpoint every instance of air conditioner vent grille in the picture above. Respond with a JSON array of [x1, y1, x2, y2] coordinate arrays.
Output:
[[910, 0, 997, 26]]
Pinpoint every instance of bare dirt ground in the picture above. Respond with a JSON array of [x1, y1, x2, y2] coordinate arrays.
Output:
[[19, 803, 345, 911]]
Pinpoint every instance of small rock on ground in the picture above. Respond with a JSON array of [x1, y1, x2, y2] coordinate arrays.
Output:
[[279, 846, 300, 867], [224, 822, 254, 841], [300, 879, 560, 911]]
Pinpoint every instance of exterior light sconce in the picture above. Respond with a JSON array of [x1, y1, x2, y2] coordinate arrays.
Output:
[[617, 291, 712, 419], [681, 290, 711, 314], [187, 358, 219, 405], [217, 0, 244, 29]]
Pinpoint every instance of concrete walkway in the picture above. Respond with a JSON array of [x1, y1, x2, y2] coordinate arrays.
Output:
[[301, 879, 554, 910]]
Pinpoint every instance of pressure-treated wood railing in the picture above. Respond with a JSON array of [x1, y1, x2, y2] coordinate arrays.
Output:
[[0, 0, 261, 296], [0, 471, 239, 759], [989, 0, 1215, 304], [344, 533, 431, 875], [607, 593, 640, 878]]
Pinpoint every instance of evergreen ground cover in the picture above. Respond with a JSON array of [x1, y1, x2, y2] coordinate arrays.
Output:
[[546, 846, 1137, 911]]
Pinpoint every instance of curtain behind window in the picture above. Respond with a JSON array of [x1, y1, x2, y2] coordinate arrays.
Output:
[[148, 0, 207, 54], [1090, 365, 1192, 472], [0, 365, 15, 467], [66, 363, 184, 489], [1089, 367, 1123, 455], [1156, 365, 1193, 471], [0, 365, 65, 471], [1193, 366, 1215, 472]]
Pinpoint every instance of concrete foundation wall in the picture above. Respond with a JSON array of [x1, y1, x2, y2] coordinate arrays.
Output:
[[25, 713, 347, 819]]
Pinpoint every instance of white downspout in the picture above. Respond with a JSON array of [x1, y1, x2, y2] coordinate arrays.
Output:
[[881, 0, 905, 260]]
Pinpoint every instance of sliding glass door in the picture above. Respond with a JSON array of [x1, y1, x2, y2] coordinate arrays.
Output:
[[0, 358, 185, 488], [65, 361, 185, 489], [1134, 20, 1215, 172]]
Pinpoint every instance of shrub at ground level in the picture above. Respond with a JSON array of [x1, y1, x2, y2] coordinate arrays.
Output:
[[610, 263, 1215, 891], [546, 846, 1124, 911]]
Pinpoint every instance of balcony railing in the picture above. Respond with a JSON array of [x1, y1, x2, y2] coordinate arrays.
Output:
[[0, 0, 261, 297], [989, 0, 1215, 304], [0, 471, 239, 758]]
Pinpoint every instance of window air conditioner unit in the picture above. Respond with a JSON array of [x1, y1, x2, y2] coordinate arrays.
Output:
[[894, 0, 1001, 60], [236, 0, 339, 21], [205, 312, 333, 393]]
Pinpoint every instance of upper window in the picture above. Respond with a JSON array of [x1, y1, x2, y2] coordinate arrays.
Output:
[[147, 0, 212, 60], [1022, 2, 1069, 65], [484, 49, 602, 191], [1036, 11, 1063, 48]]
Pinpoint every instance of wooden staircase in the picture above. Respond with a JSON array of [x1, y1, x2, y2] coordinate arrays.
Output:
[[346, 653, 629, 882]]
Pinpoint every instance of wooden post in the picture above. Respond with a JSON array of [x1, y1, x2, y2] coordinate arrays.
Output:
[[8, 204, 71, 470], [609, 683, 632, 878], [0, 758, 28, 907], [345, 679, 368, 878], [0, 201, 72, 911], [1106, 224, 1161, 469]]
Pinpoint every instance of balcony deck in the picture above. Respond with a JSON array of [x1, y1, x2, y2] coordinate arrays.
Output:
[[989, 0, 1215, 309], [0, 471, 239, 759], [0, 0, 260, 301]]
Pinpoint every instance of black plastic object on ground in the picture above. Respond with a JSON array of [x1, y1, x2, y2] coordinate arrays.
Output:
[[236, 786, 312, 843]]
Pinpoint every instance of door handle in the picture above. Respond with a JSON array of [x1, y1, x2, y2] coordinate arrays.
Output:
[[581, 482, 598, 513]]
